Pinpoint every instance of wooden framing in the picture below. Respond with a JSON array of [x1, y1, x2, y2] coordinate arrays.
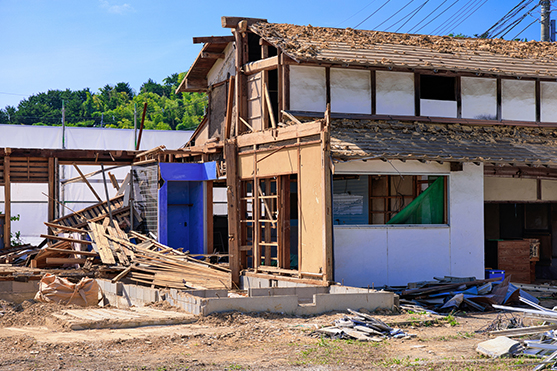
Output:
[[0, 148, 136, 249]]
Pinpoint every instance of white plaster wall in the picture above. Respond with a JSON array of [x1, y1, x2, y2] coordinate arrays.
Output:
[[461, 77, 497, 120], [376, 71, 414, 116], [420, 99, 457, 118], [330, 68, 371, 114], [541, 81, 557, 123], [448, 163, 485, 278], [502, 79, 536, 122], [290, 65, 327, 112], [333, 161, 485, 287], [484, 177, 537, 201]]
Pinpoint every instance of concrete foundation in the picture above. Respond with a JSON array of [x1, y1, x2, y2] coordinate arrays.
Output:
[[97, 278, 397, 316], [0, 279, 39, 303]]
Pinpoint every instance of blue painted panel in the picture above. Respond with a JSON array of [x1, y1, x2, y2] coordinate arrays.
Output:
[[158, 179, 205, 255], [160, 162, 217, 182]]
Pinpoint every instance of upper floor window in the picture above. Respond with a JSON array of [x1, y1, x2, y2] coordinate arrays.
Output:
[[420, 75, 457, 118]]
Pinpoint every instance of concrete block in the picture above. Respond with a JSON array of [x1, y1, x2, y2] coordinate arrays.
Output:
[[476, 336, 522, 358], [203, 295, 300, 316]]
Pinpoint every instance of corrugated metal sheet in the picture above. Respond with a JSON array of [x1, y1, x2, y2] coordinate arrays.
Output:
[[251, 23, 557, 79], [330, 119, 557, 166]]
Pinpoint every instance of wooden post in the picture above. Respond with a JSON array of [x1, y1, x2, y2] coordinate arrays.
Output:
[[47, 157, 56, 235], [4, 156, 10, 249], [225, 140, 241, 287], [135, 102, 148, 150], [225, 76, 236, 139], [73, 163, 103, 202], [279, 175, 291, 269], [321, 129, 333, 283]]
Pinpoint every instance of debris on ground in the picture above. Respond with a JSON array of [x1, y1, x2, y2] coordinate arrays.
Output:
[[316, 308, 415, 342], [388, 275, 539, 313]]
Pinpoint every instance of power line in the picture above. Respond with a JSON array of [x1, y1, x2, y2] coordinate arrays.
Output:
[[432, 0, 476, 34], [408, 0, 448, 33], [354, 0, 392, 29], [414, 0, 461, 33], [385, 0, 428, 30], [334, 0, 380, 27], [493, 1, 540, 38], [374, 0, 416, 30], [396, 0, 431, 32], [482, 0, 534, 38], [511, 17, 539, 39], [440, 0, 489, 35]]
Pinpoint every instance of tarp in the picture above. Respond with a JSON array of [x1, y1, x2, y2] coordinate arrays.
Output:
[[387, 177, 444, 224], [34, 273, 100, 307]]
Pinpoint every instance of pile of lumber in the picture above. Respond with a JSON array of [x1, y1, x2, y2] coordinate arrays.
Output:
[[31, 219, 231, 291]]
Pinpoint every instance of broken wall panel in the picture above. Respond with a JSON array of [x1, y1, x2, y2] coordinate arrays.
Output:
[[209, 83, 228, 139], [420, 99, 457, 118], [289, 66, 327, 112], [238, 147, 298, 179], [330, 68, 371, 114], [461, 77, 497, 120], [502, 79, 536, 122], [375, 71, 414, 116]]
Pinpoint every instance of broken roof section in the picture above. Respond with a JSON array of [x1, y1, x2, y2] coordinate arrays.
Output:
[[330, 119, 557, 166], [250, 22, 557, 79]]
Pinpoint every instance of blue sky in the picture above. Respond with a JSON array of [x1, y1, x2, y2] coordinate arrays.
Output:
[[0, 0, 549, 109]]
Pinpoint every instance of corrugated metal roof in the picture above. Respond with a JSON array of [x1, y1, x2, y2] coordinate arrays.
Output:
[[330, 119, 557, 166], [251, 23, 557, 78]]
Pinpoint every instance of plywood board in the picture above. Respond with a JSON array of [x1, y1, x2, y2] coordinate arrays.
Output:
[[238, 148, 299, 179], [299, 144, 325, 274]]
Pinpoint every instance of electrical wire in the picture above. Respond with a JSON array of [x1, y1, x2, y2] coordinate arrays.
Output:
[[396, 0, 431, 33], [510, 17, 539, 40], [494, 1, 540, 38], [482, 0, 534, 38], [374, 0, 416, 30], [385, 0, 428, 30], [354, 0, 392, 29], [431, 0, 476, 34], [408, 0, 448, 33], [414, 0, 460, 33], [334, 0, 380, 27], [440, 0, 489, 35]]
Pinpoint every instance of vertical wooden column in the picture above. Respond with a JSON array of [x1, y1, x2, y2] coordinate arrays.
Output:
[[3, 156, 10, 249], [321, 126, 333, 282], [225, 140, 241, 287], [206, 180, 214, 254], [47, 157, 56, 235], [279, 175, 291, 269]]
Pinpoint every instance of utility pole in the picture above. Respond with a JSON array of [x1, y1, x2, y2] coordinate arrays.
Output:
[[541, 0, 551, 42]]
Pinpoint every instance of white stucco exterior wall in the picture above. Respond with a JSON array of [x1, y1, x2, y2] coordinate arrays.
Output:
[[333, 160, 485, 287]]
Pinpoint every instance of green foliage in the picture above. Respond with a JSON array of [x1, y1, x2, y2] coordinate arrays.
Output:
[[0, 73, 207, 131]]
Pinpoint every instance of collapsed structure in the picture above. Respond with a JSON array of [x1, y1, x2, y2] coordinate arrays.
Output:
[[171, 16, 557, 288]]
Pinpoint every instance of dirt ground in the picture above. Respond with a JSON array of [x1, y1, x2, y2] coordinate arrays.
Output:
[[0, 298, 544, 371]]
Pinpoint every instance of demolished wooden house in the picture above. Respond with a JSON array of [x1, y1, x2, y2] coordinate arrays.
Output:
[[169, 16, 557, 288]]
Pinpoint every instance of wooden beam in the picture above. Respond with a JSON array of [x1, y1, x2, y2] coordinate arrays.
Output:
[[136, 102, 148, 150], [264, 82, 276, 129], [201, 52, 225, 59], [47, 157, 56, 227], [221, 16, 267, 28], [46, 258, 87, 265], [225, 140, 241, 287], [225, 76, 236, 139], [73, 163, 103, 203], [108, 172, 120, 191], [192, 36, 235, 44], [40, 234, 93, 245], [44, 248, 98, 257], [3, 156, 10, 249], [243, 56, 279, 75], [44, 222, 88, 234]]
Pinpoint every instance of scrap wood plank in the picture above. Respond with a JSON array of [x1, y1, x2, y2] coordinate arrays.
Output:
[[106, 226, 129, 266], [44, 248, 99, 257], [44, 222, 89, 235], [87, 222, 116, 265], [46, 258, 87, 265], [40, 235, 93, 245]]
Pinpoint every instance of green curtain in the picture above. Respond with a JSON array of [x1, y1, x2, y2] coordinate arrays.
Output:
[[386, 177, 444, 225]]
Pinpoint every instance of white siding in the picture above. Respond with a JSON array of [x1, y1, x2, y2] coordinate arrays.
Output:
[[289, 65, 327, 112], [330, 68, 371, 114], [376, 71, 414, 116]]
